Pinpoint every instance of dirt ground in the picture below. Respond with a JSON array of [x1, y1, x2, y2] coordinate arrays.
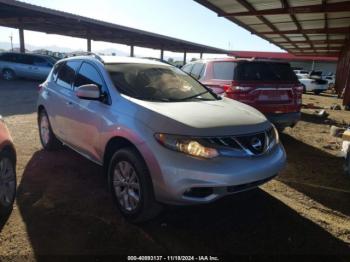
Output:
[[0, 79, 349, 259]]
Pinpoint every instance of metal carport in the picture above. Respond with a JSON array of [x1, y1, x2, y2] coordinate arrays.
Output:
[[0, 0, 227, 63], [195, 0, 350, 105]]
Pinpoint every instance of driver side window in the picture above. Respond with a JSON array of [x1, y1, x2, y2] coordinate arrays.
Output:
[[74, 62, 104, 90]]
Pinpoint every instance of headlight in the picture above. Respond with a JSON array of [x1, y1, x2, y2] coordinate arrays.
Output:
[[154, 133, 219, 159]]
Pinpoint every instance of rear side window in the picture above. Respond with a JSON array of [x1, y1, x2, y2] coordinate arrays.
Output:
[[213, 62, 235, 80], [182, 63, 193, 74], [236, 62, 297, 82], [74, 63, 104, 89], [191, 63, 205, 79], [52, 62, 63, 82], [56, 61, 80, 89]]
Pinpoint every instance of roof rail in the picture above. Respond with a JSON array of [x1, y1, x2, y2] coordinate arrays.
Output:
[[66, 52, 104, 63]]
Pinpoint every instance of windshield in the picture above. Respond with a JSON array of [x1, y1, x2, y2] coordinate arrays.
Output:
[[106, 63, 217, 102], [236, 62, 297, 82]]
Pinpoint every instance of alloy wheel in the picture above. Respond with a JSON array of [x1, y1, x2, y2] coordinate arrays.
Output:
[[113, 161, 141, 212], [40, 114, 50, 146]]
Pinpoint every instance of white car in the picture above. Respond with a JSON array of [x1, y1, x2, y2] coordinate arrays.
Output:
[[293, 70, 309, 77], [296, 74, 328, 95], [325, 75, 336, 88]]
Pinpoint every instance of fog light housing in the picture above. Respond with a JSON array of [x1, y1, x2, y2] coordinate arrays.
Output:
[[183, 187, 214, 198]]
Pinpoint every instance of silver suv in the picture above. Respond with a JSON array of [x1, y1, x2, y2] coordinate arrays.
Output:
[[0, 52, 55, 80], [37, 55, 286, 222]]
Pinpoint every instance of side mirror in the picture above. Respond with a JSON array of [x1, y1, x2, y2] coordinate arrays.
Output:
[[75, 84, 101, 100]]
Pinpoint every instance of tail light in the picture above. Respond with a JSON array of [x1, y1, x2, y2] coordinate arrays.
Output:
[[222, 82, 253, 97], [293, 85, 303, 106], [295, 85, 304, 93]]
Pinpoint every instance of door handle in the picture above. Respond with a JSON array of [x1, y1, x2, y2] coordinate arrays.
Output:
[[66, 101, 74, 107]]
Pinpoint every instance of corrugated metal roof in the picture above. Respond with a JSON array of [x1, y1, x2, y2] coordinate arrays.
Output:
[[195, 0, 350, 57]]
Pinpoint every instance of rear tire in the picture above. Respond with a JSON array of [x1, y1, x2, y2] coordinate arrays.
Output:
[[108, 147, 162, 223], [38, 109, 61, 151], [2, 69, 15, 81], [314, 90, 322, 95], [0, 151, 16, 217]]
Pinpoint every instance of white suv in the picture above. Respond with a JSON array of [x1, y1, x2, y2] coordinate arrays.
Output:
[[37, 55, 286, 222]]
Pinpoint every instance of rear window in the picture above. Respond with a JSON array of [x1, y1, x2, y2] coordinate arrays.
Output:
[[236, 62, 297, 82], [213, 62, 235, 80]]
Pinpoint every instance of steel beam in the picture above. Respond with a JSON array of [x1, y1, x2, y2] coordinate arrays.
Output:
[[160, 48, 164, 60], [87, 38, 91, 52], [130, 45, 134, 57], [19, 28, 25, 53]]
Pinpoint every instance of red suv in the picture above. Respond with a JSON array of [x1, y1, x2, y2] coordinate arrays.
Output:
[[182, 58, 302, 129]]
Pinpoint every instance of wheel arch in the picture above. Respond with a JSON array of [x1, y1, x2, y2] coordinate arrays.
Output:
[[103, 136, 144, 169]]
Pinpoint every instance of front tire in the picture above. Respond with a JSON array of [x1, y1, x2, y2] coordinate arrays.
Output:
[[314, 90, 322, 95], [0, 151, 16, 216], [108, 147, 162, 223], [38, 109, 61, 151]]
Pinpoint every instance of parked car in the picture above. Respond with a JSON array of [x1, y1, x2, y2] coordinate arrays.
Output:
[[37, 55, 286, 222], [182, 58, 303, 129], [325, 75, 336, 89], [293, 69, 309, 77], [0, 52, 55, 81], [296, 72, 329, 95], [0, 115, 16, 216]]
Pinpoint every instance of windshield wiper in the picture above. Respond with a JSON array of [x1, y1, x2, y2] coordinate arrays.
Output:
[[176, 91, 211, 101]]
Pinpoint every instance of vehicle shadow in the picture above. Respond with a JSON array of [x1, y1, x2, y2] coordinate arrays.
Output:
[[0, 79, 39, 117], [16, 148, 350, 257], [279, 133, 350, 216]]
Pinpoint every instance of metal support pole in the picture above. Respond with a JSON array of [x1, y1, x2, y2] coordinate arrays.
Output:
[[87, 38, 92, 52], [19, 28, 25, 53], [183, 51, 187, 65], [160, 49, 164, 61], [200, 53, 203, 59], [130, 45, 134, 57]]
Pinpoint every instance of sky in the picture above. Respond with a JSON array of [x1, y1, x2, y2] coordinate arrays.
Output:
[[0, 0, 284, 59]]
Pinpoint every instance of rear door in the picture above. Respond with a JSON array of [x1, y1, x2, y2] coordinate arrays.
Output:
[[47, 60, 81, 141]]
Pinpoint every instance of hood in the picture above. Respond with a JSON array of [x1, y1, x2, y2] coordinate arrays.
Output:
[[127, 96, 270, 136]]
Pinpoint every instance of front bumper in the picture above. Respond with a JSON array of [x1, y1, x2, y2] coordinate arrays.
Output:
[[147, 141, 286, 205], [267, 112, 300, 129]]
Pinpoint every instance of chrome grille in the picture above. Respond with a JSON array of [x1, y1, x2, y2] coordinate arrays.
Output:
[[201, 127, 275, 157]]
